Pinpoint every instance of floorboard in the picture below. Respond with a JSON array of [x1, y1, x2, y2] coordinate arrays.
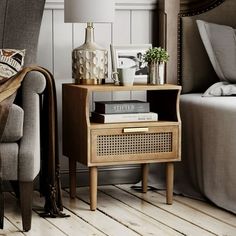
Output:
[[0, 218, 24, 236], [33, 191, 106, 236], [4, 193, 66, 236], [165, 191, 236, 228], [62, 190, 138, 236], [1, 184, 236, 236], [77, 187, 181, 236], [100, 185, 214, 236], [118, 184, 236, 236]]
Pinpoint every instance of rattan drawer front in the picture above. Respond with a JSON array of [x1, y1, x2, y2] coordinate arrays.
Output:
[[91, 125, 179, 164]]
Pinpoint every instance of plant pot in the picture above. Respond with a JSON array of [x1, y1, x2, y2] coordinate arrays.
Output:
[[148, 62, 165, 85]]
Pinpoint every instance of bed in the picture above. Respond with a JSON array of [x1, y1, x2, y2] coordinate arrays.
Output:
[[178, 0, 236, 213]]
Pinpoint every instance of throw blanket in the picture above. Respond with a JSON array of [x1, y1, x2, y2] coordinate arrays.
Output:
[[0, 65, 67, 229]]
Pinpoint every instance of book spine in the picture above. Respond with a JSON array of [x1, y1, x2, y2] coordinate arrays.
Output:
[[92, 112, 158, 123], [95, 103, 150, 114]]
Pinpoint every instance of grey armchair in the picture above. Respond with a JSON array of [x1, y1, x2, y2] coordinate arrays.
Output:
[[0, 0, 46, 231]]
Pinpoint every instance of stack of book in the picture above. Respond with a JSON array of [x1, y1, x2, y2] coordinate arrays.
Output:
[[91, 100, 158, 123]]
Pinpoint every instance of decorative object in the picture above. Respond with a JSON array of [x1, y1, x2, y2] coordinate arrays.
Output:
[[0, 49, 25, 83], [117, 66, 136, 86], [64, 0, 115, 85], [110, 44, 152, 85], [143, 47, 169, 85]]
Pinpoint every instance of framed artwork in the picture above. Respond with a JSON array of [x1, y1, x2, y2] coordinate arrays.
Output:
[[110, 44, 152, 84]]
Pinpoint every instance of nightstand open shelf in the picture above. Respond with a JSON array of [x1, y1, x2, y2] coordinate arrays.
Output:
[[62, 83, 181, 210]]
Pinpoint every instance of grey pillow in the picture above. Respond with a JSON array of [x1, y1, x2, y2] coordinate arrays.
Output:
[[196, 20, 236, 83], [203, 82, 236, 96]]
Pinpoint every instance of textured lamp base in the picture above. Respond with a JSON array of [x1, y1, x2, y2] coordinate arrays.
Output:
[[72, 23, 108, 85], [72, 47, 108, 85]]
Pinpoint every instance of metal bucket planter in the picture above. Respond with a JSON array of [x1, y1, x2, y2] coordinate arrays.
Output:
[[148, 62, 165, 85]]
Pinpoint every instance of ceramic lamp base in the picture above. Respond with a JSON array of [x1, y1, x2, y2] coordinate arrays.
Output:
[[72, 23, 108, 85], [72, 47, 108, 85]]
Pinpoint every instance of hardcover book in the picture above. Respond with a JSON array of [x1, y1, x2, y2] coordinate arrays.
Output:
[[91, 112, 158, 123], [94, 100, 150, 114]]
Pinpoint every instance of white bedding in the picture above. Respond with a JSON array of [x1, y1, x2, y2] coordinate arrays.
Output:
[[179, 93, 236, 213]]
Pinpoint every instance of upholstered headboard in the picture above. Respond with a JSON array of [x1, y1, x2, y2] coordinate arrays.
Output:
[[179, 0, 236, 93]]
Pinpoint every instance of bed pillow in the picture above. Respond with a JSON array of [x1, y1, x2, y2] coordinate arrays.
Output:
[[203, 82, 236, 96], [196, 20, 236, 83], [0, 49, 25, 84]]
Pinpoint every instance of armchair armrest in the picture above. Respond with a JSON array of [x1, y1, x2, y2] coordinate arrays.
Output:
[[18, 71, 46, 181]]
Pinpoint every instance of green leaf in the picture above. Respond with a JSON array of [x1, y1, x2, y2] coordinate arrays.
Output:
[[143, 47, 169, 63]]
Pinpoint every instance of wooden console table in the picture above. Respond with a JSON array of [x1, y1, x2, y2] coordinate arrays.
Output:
[[62, 84, 181, 210]]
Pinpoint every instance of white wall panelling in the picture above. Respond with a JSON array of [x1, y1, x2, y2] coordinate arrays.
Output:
[[130, 10, 152, 100], [112, 9, 133, 100], [131, 10, 151, 44], [38, 0, 158, 179], [113, 10, 131, 44], [53, 10, 73, 79], [37, 10, 53, 71]]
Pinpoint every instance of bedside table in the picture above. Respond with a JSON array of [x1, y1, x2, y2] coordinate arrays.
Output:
[[62, 84, 181, 210]]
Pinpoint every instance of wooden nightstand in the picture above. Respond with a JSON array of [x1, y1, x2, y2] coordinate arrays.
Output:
[[62, 84, 181, 210]]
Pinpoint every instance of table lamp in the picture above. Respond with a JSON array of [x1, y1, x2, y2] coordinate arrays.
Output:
[[64, 0, 115, 85]]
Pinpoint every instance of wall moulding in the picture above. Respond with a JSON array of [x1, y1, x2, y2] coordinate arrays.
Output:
[[45, 0, 157, 10]]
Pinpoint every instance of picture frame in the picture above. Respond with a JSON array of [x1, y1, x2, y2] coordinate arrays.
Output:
[[110, 44, 152, 84]]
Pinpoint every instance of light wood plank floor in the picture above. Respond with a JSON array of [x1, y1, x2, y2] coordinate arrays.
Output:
[[1, 184, 236, 236]]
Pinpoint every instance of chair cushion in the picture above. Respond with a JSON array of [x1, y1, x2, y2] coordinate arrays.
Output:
[[0, 143, 18, 180], [2, 104, 24, 142]]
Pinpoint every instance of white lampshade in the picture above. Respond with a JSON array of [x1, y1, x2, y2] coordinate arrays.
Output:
[[64, 0, 115, 23]]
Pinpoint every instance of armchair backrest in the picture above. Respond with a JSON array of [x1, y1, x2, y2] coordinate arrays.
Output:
[[0, 0, 45, 66]]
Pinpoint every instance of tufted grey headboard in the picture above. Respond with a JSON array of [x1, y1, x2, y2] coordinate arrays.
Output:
[[179, 0, 236, 93], [0, 0, 45, 66]]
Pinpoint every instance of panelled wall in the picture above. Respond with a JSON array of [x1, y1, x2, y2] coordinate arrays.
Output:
[[37, 0, 162, 186]]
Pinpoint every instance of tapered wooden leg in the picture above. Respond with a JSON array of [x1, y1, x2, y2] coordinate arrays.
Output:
[[19, 182, 33, 232], [89, 166, 98, 211], [142, 163, 149, 193], [69, 158, 77, 199], [166, 163, 174, 205]]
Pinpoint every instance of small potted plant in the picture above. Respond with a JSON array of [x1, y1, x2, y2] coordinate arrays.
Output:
[[143, 47, 169, 84]]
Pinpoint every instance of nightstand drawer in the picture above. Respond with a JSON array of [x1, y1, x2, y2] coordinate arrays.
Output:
[[90, 125, 179, 164]]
